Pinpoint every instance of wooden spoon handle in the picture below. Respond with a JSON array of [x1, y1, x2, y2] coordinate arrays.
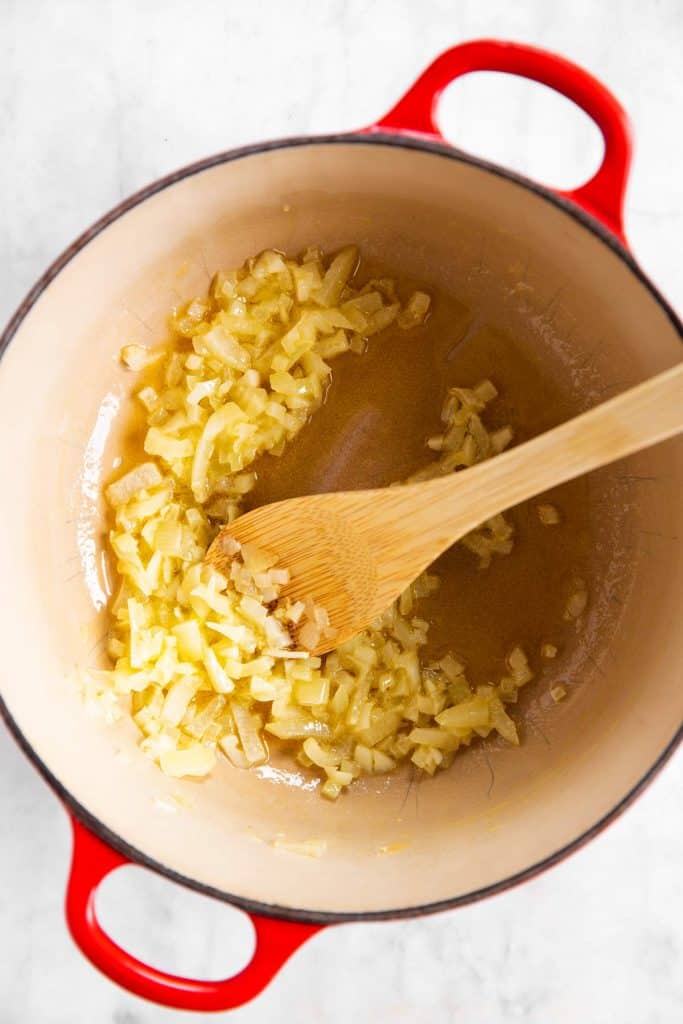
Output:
[[415, 361, 683, 544]]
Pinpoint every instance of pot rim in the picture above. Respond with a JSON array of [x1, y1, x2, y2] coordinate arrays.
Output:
[[1, 131, 681, 925]]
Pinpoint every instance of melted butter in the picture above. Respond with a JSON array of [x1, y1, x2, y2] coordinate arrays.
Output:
[[78, 392, 121, 610]]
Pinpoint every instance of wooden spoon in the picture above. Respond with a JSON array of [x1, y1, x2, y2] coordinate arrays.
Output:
[[207, 362, 683, 654]]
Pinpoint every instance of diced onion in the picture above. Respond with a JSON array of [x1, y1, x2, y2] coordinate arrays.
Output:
[[106, 463, 162, 506], [95, 244, 552, 800], [121, 345, 163, 371], [159, 744, 216, 778], [564, 579, 588, 621], [537, 503, 561, 525]]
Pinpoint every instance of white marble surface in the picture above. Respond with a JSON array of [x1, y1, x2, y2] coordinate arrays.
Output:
[[1, 1, 682, 1021]]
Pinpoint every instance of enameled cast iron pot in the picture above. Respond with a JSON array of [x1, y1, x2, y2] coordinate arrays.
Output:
[[1, 40, 681, 1012]]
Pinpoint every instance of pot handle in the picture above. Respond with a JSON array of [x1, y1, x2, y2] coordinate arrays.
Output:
[[369, 39, 632, 242], [65, 816, 323, 1011]]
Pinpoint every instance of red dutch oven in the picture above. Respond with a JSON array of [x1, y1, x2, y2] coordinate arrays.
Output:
[[0, 40, 681, 1012]]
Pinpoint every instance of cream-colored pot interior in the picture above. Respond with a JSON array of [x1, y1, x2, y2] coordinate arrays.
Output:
[[0, 140, 681, 917]]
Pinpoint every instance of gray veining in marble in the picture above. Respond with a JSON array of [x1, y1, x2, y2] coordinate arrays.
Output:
[[1, 1, 681, 1021]]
